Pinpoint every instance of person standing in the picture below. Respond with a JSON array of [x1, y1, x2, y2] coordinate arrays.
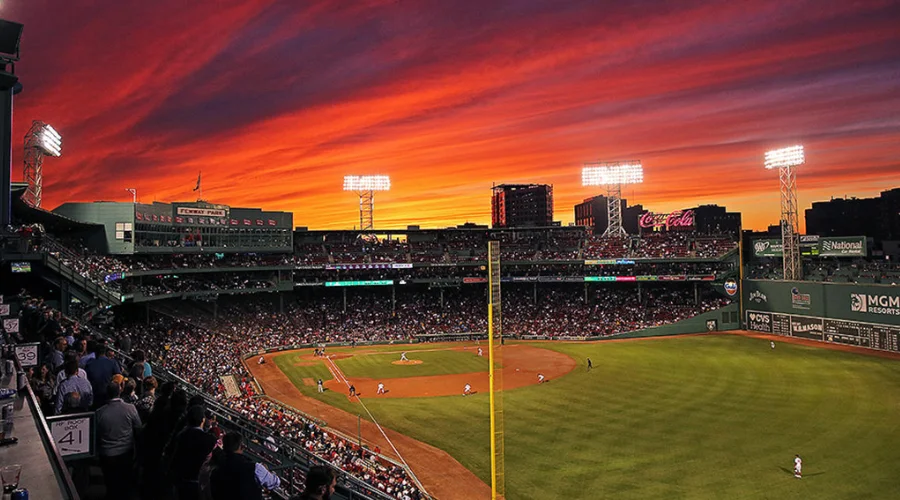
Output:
[[794, 454, 802, 478], [56, 360, 93, 414], [95, 382, 141, 499], [86, 342, 122, 408], [771, 341, 776, 350], [348, 384, 356, 397], [587, 358, 593, 371], [317, 379, 324, 393], [170, 406, 218, 500], [463, 384, 471, 396]]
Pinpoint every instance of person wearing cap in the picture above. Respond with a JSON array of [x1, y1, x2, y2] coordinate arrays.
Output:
[[86, 341, 122, 408]]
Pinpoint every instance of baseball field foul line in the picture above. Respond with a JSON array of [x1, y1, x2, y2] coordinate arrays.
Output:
[[324, 356, 429, 496]]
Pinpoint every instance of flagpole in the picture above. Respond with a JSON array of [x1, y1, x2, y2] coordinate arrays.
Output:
[[199, 170, 203, 202]]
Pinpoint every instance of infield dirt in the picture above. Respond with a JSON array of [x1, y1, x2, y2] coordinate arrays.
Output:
[[250, 342, 576, 499]]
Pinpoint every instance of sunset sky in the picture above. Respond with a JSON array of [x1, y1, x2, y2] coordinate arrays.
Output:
[[6, 0, 900, 231]]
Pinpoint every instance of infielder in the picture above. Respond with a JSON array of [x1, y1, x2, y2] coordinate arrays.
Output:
[[377, 382, 386, 395], [400, 351, 409, 362], [477, 347, 484, 357], [538, 373, 545, 384], [463, 384, 472, 396], [258, 356, 265, 365], [794, 455, 802, 478]]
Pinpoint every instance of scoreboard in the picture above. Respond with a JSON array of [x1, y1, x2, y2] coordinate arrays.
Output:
[[746, 310, 900, 354]]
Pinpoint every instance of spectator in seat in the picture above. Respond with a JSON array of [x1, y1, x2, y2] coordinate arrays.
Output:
[[85, 342, 121, 408], [170, 405, 218, 500], [292, 465, 337, 500], [56, 359, 93, 414], [95, 381, 141, 499], [210, 432, 281, 500]]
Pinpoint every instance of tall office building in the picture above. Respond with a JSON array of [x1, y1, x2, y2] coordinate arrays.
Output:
[[491, 184, 554, 228]]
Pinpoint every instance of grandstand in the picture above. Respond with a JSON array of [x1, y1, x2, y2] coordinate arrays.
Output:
[[0, 188, 744, 499]]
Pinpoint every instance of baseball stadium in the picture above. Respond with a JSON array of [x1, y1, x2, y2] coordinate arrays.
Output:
[[3, 182, 900, 499]]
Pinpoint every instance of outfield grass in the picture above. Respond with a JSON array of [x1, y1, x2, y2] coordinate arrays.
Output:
[[336, 349, 490, 379], [277, 336, 900, 500]]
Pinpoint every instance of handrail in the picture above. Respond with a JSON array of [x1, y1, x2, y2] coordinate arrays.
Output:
[[10, 355, 81, 499]]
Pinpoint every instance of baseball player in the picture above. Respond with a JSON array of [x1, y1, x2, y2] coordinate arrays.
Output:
[[477, 347, 484, 357], [463, 384, 472, 396], [258, 356, 265, 365], [377, 382, 385, 395], [538, 373, 545, 384], [348, 384, 356, 397], [400, 351, 409, 362], [317, 379, 324, 393], [587, 358, 593, 371], [771, 341, 775, 349], [794, 455, 802, 478]]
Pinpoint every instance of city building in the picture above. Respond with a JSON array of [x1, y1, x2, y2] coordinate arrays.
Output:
[[685, 204, 742, 235], [574, 195, 643, 235], [491, 184, 554, 228], [805, 188, 899, 242]]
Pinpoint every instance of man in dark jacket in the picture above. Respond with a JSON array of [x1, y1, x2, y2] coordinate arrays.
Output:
[[210, 432, 281, 500], [170, 405, 217, 500], [85, 342, 121, 408]]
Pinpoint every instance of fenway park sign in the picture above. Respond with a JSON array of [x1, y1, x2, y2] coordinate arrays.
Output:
[[638, 209, 695, 230]]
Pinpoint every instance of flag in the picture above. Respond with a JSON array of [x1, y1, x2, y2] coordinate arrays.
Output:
[[193, 172, 201, 191]]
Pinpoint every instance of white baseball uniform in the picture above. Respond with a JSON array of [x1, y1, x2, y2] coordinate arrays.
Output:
[[538, 374, 545, 383], [377, 383, 385, 394], [464, 384, 471, 395], [771, 341, 775, 349], [794, 456, 802, 477], [401, 352, 408, 361]]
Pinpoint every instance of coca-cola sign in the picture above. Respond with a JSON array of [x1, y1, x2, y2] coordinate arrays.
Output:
[[638, 209, 695, 229]]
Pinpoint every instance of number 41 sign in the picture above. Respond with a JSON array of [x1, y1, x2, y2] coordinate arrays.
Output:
[[46, 413, 95, 460]]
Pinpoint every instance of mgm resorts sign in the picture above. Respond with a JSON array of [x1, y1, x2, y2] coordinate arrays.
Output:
[[851, 293, 900, 316]]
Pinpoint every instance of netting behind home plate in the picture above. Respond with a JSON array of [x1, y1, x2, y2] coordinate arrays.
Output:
[[488, 240, 505, 500]]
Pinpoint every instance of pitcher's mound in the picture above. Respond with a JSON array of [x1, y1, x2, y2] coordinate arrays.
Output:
[[392, 360, 423, 365]]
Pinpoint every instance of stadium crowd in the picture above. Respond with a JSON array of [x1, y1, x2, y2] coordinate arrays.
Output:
[[746, 258, 900, 284], [10, 292, 424, 499]]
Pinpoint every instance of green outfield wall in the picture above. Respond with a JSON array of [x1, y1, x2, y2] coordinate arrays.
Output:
[[742, 280, 900, 326], [605, 303, 740, 340], [742, 280, 900, 353]]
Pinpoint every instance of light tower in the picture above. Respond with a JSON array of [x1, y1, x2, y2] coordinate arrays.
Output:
[[765, 145, 805, 281], [23, 120, 62, 208], [582, 160, 643, 237], [343, 175, 390, 231]]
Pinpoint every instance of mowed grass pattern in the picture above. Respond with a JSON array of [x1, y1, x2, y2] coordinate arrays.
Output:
[[282, 336, 900, 500], [336, 349, 490, 379]]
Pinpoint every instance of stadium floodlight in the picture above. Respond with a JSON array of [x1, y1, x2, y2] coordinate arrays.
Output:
[[582, 161, 643, 238], [764, 145, 804, 170], [343, 175, 391, 231], [23, 120, 63, 208], [343, 175, 391, 192], [764, 145, 805, 280]]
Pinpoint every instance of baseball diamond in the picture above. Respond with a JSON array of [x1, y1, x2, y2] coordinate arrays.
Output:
[[250, 332, 900, 500]]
